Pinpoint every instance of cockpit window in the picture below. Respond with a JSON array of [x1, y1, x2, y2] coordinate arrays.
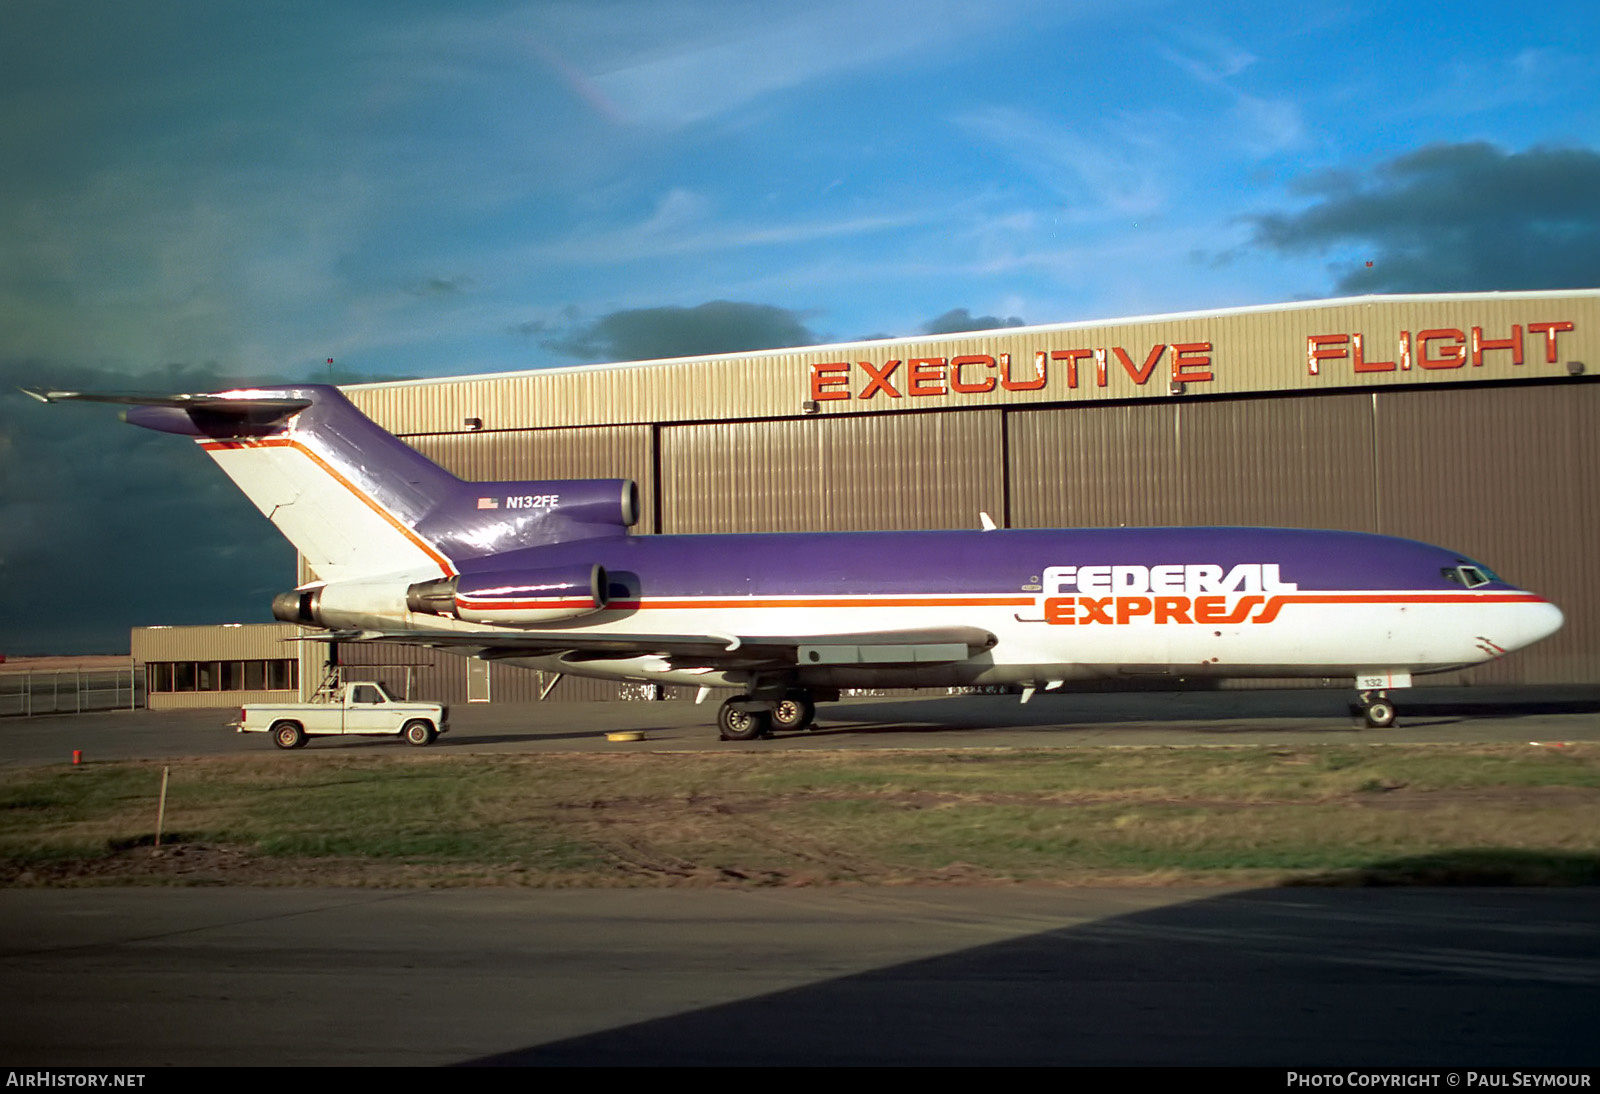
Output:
[[1442, 562, 1494, 588]]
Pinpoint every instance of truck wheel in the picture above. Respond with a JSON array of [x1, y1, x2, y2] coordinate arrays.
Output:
[[403, 719, 436, 747], [272, 721, 306, 750]]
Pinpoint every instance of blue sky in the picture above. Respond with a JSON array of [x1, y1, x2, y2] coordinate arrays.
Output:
[[3, 0, 1599, 652], [4, 0, 1597, 383]]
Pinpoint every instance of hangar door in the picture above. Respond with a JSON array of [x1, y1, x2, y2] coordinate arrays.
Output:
[[660, 411, 1004, 533]]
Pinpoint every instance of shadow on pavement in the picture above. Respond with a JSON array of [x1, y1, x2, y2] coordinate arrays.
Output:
[[462, 878, 1600, 1067]]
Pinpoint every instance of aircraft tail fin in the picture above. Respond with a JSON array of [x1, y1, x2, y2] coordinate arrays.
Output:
[[29, 384, 638, 583]]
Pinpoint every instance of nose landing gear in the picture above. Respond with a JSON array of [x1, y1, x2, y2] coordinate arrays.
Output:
[[1358, 691, 1397, 729]]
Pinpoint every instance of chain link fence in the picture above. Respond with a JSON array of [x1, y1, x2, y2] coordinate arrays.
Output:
[[0, 668, 144, 716]]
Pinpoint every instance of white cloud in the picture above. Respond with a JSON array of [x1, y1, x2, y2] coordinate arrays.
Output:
[[1158, 33, 1258, 83], [510, 0, 1034, 128], [1403, 45, 1595, 120], [955, 107, 1170, 218], [521, 190, 927, 266], [1158, 34, 1305, 157], [1230, 92, 1306, 156]]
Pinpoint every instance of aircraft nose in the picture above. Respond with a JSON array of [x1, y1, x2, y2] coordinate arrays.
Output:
[[1532, 600, 1565, 643], [1505, 599, 1564, 651]]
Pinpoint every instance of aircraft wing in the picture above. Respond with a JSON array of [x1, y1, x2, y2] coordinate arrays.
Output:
[[302, 625, 997, 669]]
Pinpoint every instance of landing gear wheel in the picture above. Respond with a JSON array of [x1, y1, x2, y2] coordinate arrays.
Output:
[[1363, 699, 1397, 729], [272, 721, 306, 750], [718, 699, 773, 742], [403, 719, 437, 747], [771, 692, 816, 732]]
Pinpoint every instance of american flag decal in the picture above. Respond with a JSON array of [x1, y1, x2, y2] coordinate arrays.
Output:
[[478, 497, 499, 509]]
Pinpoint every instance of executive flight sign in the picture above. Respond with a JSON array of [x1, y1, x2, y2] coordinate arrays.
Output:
[[804, 312, 1581, 405], [809, 341, 1214, 402], [1306, 321, 1576, 374]]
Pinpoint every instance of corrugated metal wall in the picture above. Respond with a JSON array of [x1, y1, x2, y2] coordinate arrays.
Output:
[[345, 291, 1599, 433], [1009, 395, 1378, 531], [1009, 403, 1182, 528], [133, 623, 306, 661], [659, 411, 1004, 533], [1373, 383, 1600, 684], [334, 638, 636, 703], [408, 425, 656, 532], [149, 689, 297, 711], [1178, 394, 1380, 531]]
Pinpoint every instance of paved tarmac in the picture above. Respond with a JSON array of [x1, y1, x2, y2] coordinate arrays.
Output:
[[4, 686, 1600, 766], [0, 885, 1595, 1067], [3, 690, 1596, 1068]]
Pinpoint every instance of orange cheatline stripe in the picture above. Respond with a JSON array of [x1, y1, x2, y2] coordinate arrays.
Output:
[[606, 592, 1543, 612], [199, 436, 455, 576], [1271, 593, 1544, 605], [1248, 591, 1546, 624], [610, 596, 1037, 610]]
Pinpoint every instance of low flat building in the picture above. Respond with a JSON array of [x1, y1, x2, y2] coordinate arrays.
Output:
[[133, 624, 326, 709]]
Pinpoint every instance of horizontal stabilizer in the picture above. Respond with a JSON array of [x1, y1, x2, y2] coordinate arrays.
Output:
[[23, 388, 314, 440], [21, 388, 312, 413]]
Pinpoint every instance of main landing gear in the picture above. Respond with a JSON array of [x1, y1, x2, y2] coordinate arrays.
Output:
[[771, 691, 817, 732], [718, 690, 820, 740], [718, 698, 772, 741]]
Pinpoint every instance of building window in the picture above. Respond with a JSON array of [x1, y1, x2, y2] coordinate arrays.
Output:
[[146, 659, 298, 693], [267, 659, 297, 690]]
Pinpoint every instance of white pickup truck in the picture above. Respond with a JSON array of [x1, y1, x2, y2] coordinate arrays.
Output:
[[236, 682, 449, 749]]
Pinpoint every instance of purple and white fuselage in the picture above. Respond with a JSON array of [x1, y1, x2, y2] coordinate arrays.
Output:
[[31, 383, 1563, 737]]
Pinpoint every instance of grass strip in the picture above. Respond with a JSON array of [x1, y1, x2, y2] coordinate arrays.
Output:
[[0, 743, 1595, 888]]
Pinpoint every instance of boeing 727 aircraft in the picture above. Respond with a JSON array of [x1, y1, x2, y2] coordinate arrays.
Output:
[[30, 384, 1564, 738]]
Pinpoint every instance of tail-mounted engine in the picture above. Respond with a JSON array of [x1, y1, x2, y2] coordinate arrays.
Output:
[[272, 586, 325, 627], [406, 564, 608, 625]]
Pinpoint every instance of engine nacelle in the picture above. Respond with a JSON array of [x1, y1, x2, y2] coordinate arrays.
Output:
[[406, 564, 608, 625], [272, 586, 324, 626]]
